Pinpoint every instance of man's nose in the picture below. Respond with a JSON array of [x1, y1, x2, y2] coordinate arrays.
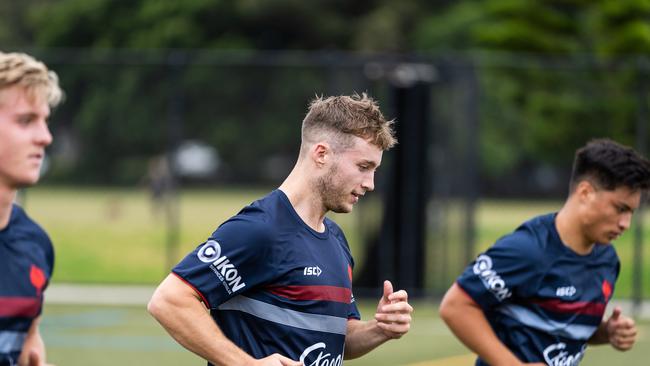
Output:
[[619, 212, 633, 231], [362, 172, 375, 192], [34, 120, 53, 147]]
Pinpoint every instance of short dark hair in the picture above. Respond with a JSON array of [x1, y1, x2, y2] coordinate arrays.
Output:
[[570, 138, 650, 192]]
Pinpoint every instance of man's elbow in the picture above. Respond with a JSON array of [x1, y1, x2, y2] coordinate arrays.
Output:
[[147, 286, 171, 321], [438, 285, 462, 324], [438, 296, 453, 324]]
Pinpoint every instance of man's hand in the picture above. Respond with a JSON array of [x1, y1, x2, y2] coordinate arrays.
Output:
[[373, 280, 413, 339], [254, 353, 302, 366], [605, 307, 637, 351], [23, 350, 55, 366]]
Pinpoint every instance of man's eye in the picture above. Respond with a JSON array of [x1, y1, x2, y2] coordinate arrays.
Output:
[[17, 116, 33, 125]]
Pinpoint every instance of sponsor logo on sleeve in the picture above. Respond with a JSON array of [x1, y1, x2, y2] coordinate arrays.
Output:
[[602, 280, 612, 301], [473, 254, 512, 301], [30, 264, 47, 296], [543, 342, 586, 366], [197, 240, 246, 293], [300, 342, 342, 366]]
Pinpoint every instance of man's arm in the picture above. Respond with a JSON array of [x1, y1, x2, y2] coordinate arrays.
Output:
[[148, 274, 301, 366], [439, 283, 545, 366], [588, 306, 637, 350], [344, 281, 412, 360], [18, 316, 53, 366]]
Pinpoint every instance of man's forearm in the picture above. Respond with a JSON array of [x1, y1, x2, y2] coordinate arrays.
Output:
[[18, 317, 46, 366], [588, 320, 609, 345], [440, 284, 523, 366], [344, 319, 389, 359]]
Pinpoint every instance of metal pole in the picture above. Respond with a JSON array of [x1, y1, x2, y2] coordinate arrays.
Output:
[[633, 57, 649, 317], [164, 51, 185, 273], [462, 60, 480, 267]]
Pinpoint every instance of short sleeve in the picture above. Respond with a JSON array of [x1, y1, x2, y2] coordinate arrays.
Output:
[[348, 293, 361, 320], [173, 216, 277, 309], [457, 230, 542, 310], [43, 234, 54, 290], [329, 221, 361, 320]]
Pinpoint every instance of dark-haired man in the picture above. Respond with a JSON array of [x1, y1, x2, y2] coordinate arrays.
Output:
[[440, 138, 650, 365]]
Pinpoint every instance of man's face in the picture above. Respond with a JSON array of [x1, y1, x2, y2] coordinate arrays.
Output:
[[580, 183, 641, 244], [0, 86, 53, 190], [317, 136, 383, 214]]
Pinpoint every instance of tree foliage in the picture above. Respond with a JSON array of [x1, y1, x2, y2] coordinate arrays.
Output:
[[1, 0, 648, 190], [415, 0, 649, 192]]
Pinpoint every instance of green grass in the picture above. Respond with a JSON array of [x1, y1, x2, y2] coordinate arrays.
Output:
[[23, 186, 358, 285], [23, 187, 650, 298], [41, 300, 650, 366]]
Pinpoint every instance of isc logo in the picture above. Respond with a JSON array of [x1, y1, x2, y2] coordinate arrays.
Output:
[[556, 286, 577, 297], [303, 266, 322, 276]]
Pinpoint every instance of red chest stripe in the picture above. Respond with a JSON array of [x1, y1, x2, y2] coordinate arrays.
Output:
[[266, 285, 352, 304], [0, 297, 41, 317], [532, 298, 606, 317]]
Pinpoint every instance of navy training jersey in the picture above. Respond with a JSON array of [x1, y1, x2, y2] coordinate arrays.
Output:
[[0, 204, 54, 366], [457, 213, 619, 366], [173, 190, 360, 365]]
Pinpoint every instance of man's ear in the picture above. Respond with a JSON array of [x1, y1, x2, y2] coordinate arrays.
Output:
[[575, 180, 596, 203], [312, 142, 331, 168]]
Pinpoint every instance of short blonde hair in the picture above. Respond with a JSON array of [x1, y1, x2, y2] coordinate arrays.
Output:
[[0, 51, 63, 107], [302, 93, 396, 152]]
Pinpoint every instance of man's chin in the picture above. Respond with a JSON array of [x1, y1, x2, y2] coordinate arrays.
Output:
[[330, 204, 353, 214], [13, 177, 40, 189]]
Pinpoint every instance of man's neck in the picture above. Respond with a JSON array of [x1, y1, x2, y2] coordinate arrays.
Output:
[[0, 185, 17, 230], [278, 167, 327, 233], [555, 204, 594, 255]]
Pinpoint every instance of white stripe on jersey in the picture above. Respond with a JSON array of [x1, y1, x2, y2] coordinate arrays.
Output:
[[497, 304, 598, 340], [0, 331, 27, 353], [218, 295, 348, 335]]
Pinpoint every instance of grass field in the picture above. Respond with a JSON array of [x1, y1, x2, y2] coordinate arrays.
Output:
[[23, 186, 650, 299], [41, 300, 650, 365], [22, 186, 650, 365]]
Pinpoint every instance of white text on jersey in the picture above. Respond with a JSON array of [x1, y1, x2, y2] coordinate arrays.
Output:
[[304, 266, 322, 277]]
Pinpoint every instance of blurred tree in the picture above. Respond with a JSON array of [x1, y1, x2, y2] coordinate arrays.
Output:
[[2, 0, 648, 189], [414, 0, 647, 195], [589, 0, 650, 55], [25, 0, 412, 50], [5, 0, 448, 184]]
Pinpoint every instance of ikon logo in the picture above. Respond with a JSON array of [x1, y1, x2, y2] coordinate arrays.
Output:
[[304, 266, 322, 276], [473, 254, 512, 301], [197, 240, 246, 293]]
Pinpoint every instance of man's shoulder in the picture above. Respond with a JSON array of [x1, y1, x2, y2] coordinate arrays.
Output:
[[214, 191, 292, 242], [7, 204, 51, 246], [489, 214, 557, 262], [236, 190, 291, 221]]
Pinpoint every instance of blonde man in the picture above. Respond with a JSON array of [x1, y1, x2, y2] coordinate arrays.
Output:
[[149, 94, 413, 366], [0, 52, 62, 366]]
